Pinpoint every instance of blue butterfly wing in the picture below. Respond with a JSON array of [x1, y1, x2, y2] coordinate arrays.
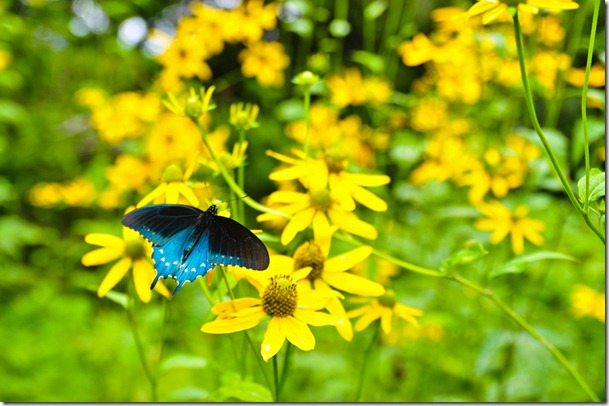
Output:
[[121, 204, 203, 246], [207, 216, 270, 270], [172, 229, 215, 295], [150, 227, 197, 290]]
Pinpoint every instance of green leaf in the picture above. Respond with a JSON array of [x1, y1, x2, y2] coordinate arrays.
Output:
[[101, 289, 130, 309], [160, 355, 208, 372], [440, 241, 488, 271], [571, 118, 605, 163], [351, 50, 385, 74], [364, 0, 387, 20], [165, 386, 209, 401], [577, 169, 605, 204], [489, 251, 577, 279], [219, 379, 273, 402]]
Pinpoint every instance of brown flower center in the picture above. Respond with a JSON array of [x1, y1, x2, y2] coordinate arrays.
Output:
[[125, 240, 147, 260], [261, 275, 298, 317], [378, 289, 397, 308], [293, 241, 325, 280]]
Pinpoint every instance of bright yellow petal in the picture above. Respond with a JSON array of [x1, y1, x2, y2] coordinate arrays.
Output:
[[166, 182, 180, 204], [261, 316, 286, 362], [98, 257, 132, 297], [394, 303, 423, 327], [84, 233, 125, 248], [202, 307, 266, 334], [483, 3, 508, 24], [267, 190, 309, 204], [281, 207, 316, 245], [298, 289, 340, 310], [351, 184, 388, 212], [327, 209, 378, 239], [177, 183, 200, 207], [82, 247, 124, 266], [137, 183, 167, 207], [346, 304, 372, 318], [323, 272, 385, 296], [380, 308, 393, 334], [467, 0, 500, 17], [266, 149, 302, 165], [326, 297, 353, 341], [511, 225, 525, 254], [345, 173, 391, 187], [292, 266, 312, 282], [269, 164, 311, 181], [312, 212, 336, 257], [324, 246, 373, 272], [283, 316, 315, 351], [153, 279, 172, 299], [527, 0, 578, 10], [293, 308, 343, 326], [212, 297, 262, 315], [133, 258, 154, 303], [353, 304, 383, 332]]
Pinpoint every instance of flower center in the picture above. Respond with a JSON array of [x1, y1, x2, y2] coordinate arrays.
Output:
[[162, 164, 184, 182], [322, 150, 347, 174], [293, 241, 325, 280], [261, 275, 298, 317], [378, 289, 397, 308], [311, 188, 333, 211], [125, 240, 147, 260]]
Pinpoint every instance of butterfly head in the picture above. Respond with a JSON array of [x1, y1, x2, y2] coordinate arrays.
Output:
[[206, 205, 218, 216]]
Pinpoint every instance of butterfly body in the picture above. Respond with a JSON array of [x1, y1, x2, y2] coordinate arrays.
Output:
[[122, 204, 269, 295]]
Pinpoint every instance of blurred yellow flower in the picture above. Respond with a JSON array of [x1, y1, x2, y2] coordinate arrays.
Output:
[[157, 35, 212, 82], [571, 284, 605, 323], [29, 177, 95, 208], [291, 241, 386, 341], [566, 63, 606, 88], [410, 99, 448, 133], [239, 41, 290, 87], [201, 256, 342, 361], [348, 289, 423, 334], [138, 158, 200, 207], [326, 68, 392, 108], [145, 113, 204, 169], [397, 33, 437, 66], [105, 155, 150, 193], [0, 49, 12, 70], [530, 50, 571, 95], [474, 200, 545, 254], [90, 92, 161, 144], [81, 224, 171, 303], [467, 0, 578, 25]]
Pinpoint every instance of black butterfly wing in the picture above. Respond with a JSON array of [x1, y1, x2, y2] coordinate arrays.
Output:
[[121, 204, 204, 246], [207, 215, 270, 270]]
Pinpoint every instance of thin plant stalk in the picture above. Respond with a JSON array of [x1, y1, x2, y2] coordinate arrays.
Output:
[[513, 13, 604, 243], [354, 321, 380, 401], [580, 0, 601, 213]]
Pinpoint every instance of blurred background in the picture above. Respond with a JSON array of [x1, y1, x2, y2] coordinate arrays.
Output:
[[0, 0, 605, 402]]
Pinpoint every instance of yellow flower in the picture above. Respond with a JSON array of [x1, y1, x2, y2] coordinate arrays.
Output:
[[397, 34, 438, 66], [145, 113, 204, 168], [239, 41, 290, 87], [28, 178, 96, 208], [105, 155, 150, 193], [529, 50, 571, 95], [410, 99, 448, 133], [157, 35, 212, 81], [75, 87, 107, 109], [90, 92, 161, 144], [571, 284, 605, 323], [347, 290, 424, 334], [467, 0, 578, 25], [201, 256, 342, 361], [566, 63, 606, 88], [81, 222, 171, 303], [326, 68, 392, 108], [137, 158, 200, 207], [290, 241, 386, 341], [474, 200, 545, 254]]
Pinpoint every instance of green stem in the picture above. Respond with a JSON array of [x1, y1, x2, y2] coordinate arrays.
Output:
[[581, 0, 601, 213], [237, 128, 247, 222], [451, 273, 600, 402], [192, 118, 289, 220], [513, 14, 604, 243], [277, 343, 292, 401], [354, 321, 380, 401], [126, 298, 157, 401], [273, 355, 280, 402], [362, 0, 375, 54]]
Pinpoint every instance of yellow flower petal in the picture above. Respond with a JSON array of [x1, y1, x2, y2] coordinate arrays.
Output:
[[324, 246, 373, 272], [511, 225, 525, 254], [351, 184, 388, 212], [177, 183, 200, 207], [293, 308, 343, 326], [261, 316, 286, 361], [269, 165, 311, 181], [323, 272, 385, 296], [137, 183, 167, 207], [345, 173, 391, 187], [153, 279, 172, 299], [394, 303, 423, 327], [283, 316, 315, 351], [467, 0, 499, 16], [326, 297, 353, 341], [266, 149, 302, 165], [82, 247, 124, 266], [327, 209, 378, 239], [98, 257, 132, 297], [212, 297, 262, 315], [202, 307, 266, 334], [267, 190, 309, 204], [380, 308, 392, 334], [483, 3, 508, 24], [353, 304, 383, 332], [281, 207, 316, 245], [84, 233, 125, 248], [346, 304, 372, 318], [133, 258, 154, 303], [166, 182, 180, 204], [292, 266, 312, 282], [312, 212, 336, 256], [527, 0, 578, 10]]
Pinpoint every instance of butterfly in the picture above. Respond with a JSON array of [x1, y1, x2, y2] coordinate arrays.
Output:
[[122, 204, 270, 295]]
